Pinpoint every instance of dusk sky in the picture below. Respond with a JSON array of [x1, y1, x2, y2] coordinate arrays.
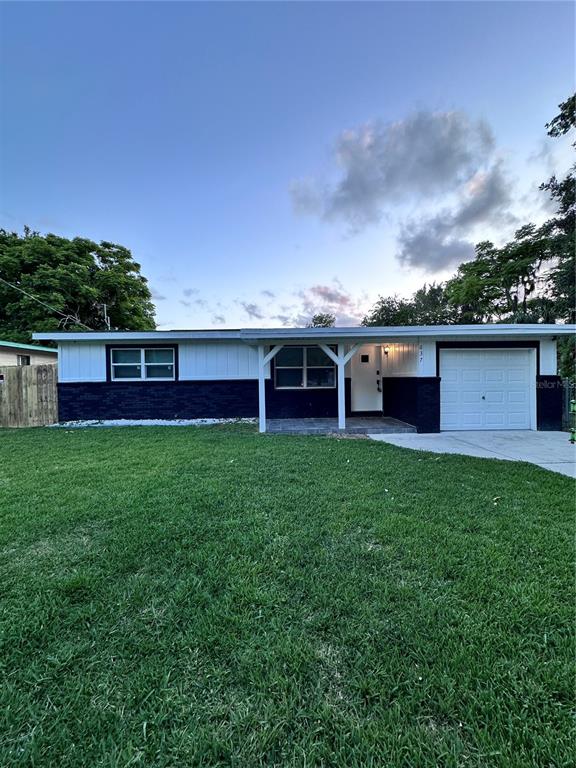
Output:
[[1, 1, 573, 329]]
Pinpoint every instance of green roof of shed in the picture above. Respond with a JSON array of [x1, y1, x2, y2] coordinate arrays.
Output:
[[0, 340, 57, 354]]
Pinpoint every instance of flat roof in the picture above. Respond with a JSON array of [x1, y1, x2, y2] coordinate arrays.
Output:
[[0, 340, 57, 353], [33, 323, 576, 344]]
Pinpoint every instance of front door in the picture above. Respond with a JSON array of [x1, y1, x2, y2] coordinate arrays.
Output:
[[351, 345, 382, 412]]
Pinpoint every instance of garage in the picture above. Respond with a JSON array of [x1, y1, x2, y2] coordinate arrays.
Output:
[[440, 348, 536, 431]]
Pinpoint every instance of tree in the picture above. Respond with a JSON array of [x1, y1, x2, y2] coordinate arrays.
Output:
[[411, 283, 459, 325], [362, 284, 455, 326], [362, 295, 414, 326], [540, 94, 575, 323], [0, 229, 156, 344], [308, 312, 336, 327]]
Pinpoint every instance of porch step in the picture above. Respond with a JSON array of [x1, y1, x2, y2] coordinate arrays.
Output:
[[266, 417, 417, 435]]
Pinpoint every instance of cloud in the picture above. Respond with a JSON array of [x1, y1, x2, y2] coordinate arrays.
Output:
[[183, 288, 199, 297], [397, 162, 515, 272], [292, 110, 495, 229], [151, 288, 166, 301], [272, 279, 366, 326], [179, 300, 191, 308], [240, 301, 265, 320], [307, 284, 352, 306], [261, 289, 275, 299], [212, 314, 226, 324]]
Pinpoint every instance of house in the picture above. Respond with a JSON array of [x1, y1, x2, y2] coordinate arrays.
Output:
[[32, 324, 574, 432], [0, 340, 58, 367]]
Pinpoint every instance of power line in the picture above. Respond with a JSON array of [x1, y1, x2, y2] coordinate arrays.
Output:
[[0, 275, 93, 331]]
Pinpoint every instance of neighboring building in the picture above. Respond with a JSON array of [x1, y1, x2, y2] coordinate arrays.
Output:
[[33, 324, 574, 432], [0, 340, 58, 367]]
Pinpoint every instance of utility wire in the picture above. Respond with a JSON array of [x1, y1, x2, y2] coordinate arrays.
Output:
[[0, 274, 93, 331]]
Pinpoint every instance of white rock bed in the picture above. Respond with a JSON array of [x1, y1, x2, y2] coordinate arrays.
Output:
[[51, 418, 257, 428]]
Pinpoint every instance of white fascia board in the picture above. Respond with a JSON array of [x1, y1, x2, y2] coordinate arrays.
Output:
[[33, 330, 244, 342], [33, 323, 576, 344], [240, 324, 576, 343]]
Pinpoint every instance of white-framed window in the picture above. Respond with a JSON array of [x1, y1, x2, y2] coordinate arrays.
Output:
[[274, 346, 336, 389], [17, 355, 31, 366], [110, 348, 175, 381]]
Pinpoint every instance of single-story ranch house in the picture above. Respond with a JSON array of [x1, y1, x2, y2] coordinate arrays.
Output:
[[0, 340, 57, 367], [33, 324, 574, 433]]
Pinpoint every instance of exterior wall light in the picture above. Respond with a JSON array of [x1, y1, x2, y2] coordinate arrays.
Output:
[[384, 346, 390, 356]]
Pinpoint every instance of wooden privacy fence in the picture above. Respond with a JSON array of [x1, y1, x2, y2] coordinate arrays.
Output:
[[0, 364, 58, 428]]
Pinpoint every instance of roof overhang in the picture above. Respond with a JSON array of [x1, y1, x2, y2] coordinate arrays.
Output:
[[33, 324, 576, 345], [0, 340, 58, 353]]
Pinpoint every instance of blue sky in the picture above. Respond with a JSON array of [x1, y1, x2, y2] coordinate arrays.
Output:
[[1, 1, 573, 328]]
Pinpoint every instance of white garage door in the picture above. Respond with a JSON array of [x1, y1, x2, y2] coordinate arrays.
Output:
[[440, 349, 536, 431]]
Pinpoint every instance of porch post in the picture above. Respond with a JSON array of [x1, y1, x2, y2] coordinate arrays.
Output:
[[258, 345, 266, 433], [337, 343, 346, 430]]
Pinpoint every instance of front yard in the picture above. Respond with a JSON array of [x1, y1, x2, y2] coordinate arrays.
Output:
[[0, 425, 573, 767]]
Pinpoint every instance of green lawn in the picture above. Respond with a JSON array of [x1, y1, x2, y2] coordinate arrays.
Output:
[[0, 425, 573, 767]]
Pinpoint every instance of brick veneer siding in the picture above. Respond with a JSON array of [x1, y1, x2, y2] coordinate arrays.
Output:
[[536, 375, 563, 431], [57, 379, 353, 422], [383, 377, 440, 433], [265, 379, 351, 419], [57, 380, 259, 421]]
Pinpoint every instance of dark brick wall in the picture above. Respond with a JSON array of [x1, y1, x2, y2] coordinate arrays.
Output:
[[58, 380, 259, 421], [536, 375, 563, 431], [265, 379, 351, 418], [383, 377, 441, 433], [61, 374, 557, 431], [58, 379, 353, 421]]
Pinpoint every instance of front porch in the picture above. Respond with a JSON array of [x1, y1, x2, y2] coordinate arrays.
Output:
[[266, 416, 416, 435], [252, 334, 438, 433]]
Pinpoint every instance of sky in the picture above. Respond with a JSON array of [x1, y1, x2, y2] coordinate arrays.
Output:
[[0, 1, 574, 329]]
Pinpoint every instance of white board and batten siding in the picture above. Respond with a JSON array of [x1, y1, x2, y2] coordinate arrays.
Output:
[[178, 343, 260, 380], [57, 341, 262, 382], [381, 343, 419, 376], [440, 348, 537, 431], [58, 343, 107, 382]]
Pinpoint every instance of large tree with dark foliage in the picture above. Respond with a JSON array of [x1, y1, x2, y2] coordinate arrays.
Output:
[[308, 312, 336, 327], [0, 229, 156, 344], [362, 284, 457, 326]]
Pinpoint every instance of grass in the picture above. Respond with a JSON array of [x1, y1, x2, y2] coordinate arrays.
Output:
[[0, 424, 574, 767]]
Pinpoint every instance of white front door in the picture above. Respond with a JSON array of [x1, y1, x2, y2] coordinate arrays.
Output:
[[440, 349, 536, 430], [351, 345, 382, 412]]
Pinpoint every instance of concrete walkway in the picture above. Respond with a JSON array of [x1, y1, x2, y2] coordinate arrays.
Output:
[[369, 431, 576, 478]]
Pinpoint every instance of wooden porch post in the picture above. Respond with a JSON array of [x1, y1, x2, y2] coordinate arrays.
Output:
[[337, 343, 346, 430], [258, 345, 266, 433]]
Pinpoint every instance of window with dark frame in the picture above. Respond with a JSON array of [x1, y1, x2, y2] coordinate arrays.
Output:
[[110, 348, 175, 381], [274, 346, 336, 389], [17, 355, 31, 366]]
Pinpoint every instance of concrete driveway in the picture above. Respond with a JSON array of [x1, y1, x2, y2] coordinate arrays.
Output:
[[369, 431, 576, 478]]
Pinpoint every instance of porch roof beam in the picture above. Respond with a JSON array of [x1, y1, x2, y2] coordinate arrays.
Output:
[[342, 343, 361, 365], [318, 344, 339, 365], [262, 344, 284, 366]]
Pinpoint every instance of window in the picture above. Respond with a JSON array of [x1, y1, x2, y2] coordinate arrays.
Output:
[[111, 348, 175, 381], [17, 355, 31, 366], [360, 354, 369, 363], [275, 346, 335, 389]]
